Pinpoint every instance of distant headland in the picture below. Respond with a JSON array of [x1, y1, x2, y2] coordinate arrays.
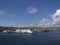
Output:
[[0, 26, 60, 33]]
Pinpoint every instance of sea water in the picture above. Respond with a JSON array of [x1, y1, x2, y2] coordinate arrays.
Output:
[[0, 30, 60, 45]]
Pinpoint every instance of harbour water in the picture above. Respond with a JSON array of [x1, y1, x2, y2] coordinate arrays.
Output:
[[0, 30, 60, 45]]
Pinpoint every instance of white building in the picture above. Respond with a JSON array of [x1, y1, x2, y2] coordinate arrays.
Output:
[[15, 29, 32, 33], [3, 30, 11, 33], [15, 29, 21, 33], [20, 29, 32, 33]]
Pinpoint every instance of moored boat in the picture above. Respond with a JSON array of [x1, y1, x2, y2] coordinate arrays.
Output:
[[44, 29, 49, 32]]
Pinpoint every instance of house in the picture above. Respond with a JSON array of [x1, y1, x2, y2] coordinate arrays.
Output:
[[3, 30, 12, 33]]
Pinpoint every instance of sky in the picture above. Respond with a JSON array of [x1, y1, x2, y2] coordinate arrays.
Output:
[[0, 0, 60, 27]]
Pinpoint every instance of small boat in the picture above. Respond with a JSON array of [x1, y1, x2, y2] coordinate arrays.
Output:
[[44, 29, 49, 32]]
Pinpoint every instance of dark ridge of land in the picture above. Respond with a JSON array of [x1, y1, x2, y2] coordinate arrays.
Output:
[[0, 26, 60, 32]]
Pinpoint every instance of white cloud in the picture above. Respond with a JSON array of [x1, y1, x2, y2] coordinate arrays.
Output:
[[29, 18, 51, 27], [36, 9, 60, 27], [52, 9, 60, 26], [37, 18, 51, 27], [27, 9, 60, 27], [9, 13, 16, 17], [26, 6, 38, 14], [0, 10, 16, 17], [16, 9, 60, 27], [22, 18, 50, 27], [0, 11, 5, 15]]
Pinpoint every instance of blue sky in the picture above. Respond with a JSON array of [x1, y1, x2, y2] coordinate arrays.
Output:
[[0, 0, 60, 27]]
